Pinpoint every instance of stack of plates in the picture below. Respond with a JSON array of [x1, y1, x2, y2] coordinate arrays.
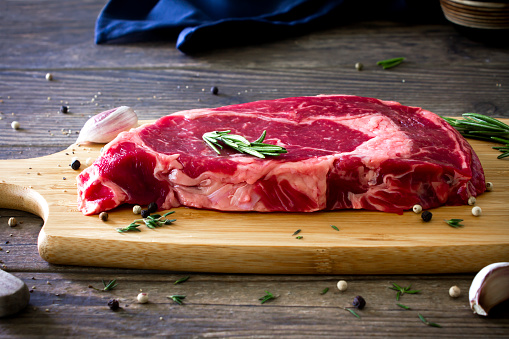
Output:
[[440, 0, 509, 30]]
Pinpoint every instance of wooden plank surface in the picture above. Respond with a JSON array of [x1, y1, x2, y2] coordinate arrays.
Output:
[[1, 0, 508, 336], [0, 129, 508, 274]]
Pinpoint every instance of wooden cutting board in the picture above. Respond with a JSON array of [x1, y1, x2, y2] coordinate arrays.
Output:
[[1, 120, 508, 274]]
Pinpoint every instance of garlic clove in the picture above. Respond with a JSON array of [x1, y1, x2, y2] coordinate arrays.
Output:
[[76, 106, 138, 144], [469, 262, 509, 316]]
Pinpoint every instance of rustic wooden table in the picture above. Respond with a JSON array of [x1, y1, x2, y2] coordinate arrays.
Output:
[[1, 0, 508, 337]]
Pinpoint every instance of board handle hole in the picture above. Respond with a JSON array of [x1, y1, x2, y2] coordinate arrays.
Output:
[[0, 183, 49, 222]]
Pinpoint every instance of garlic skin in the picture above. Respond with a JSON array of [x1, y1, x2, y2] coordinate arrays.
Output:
[[469, 262, 509, 316], [76, 106, 138, 144]]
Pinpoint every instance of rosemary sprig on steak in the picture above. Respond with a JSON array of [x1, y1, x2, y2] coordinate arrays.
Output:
[[442, 113, 509, 159], [202, 130, 287, 159]]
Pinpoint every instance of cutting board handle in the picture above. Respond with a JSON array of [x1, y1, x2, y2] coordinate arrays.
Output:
[[0, 183, 48, 221]]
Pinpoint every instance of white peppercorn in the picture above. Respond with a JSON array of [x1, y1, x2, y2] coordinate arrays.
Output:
[[137, 292, 149, 304], [468, 196, 476, 205], [472, 206, 482, 217], [11, 121, 20, 130], [45, 73, 53, 81], [412, 204, 422, 214], [337, 280, 348, 291], [133, 205, 142, 215], [355, 62, 363, 71], [449, 285, 461, 298], [8, 217, 17, 227], [485, 182, 493, 191]]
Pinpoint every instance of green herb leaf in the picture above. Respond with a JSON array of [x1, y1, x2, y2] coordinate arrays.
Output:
[[389, 282, 420, 300], [259, 291, 276, 304], [445, 219, 464, 228], [203, 130, 287, 159], [331, 225, 339, 231], [102, 279, 118, 291], [418, 313, 442, 328], [168, 295, 186, 305], [118, 211, 176, 233], [344, 307, 361, 318], [397, 303, 411, 310], [292, 229, 301, 236], [320, 287, 329, 295], [174, 276, 190, 285], [377, 57, 405, 69], [296, 236, 303, 239]]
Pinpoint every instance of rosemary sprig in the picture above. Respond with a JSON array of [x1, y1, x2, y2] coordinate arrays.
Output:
[[90, 279, 118, 292], [320, 287, 329, 295], [377, 57, 405, 69], [442, 113, 509, 159], [418, 313, 442, 328], [330, 225, 339, 231], [168, 295, 186, 305], [445, 219, 464, 228], [116, 211, 176, 233], [397, 303, 411, 310], [202, 130, 287, 159], [259, 291, 276, 304], [389, 283, 420, 300], [344, 307, 361, 318], [174, 276, 190, 285]]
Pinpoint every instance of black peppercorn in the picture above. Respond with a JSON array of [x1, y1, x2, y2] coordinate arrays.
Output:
[[352, 295, 366, 310], [107, 298, 120, 311], [60, 105, 69, 113], [211, 86, 219, 95], [141, 209, 150, 218], [147, 202, 158, 213], [421, 211, 433, 222], [71, 159, 81, 170]]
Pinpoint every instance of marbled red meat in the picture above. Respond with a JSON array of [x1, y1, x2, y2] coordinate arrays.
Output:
[[77, 95, 485, 215]]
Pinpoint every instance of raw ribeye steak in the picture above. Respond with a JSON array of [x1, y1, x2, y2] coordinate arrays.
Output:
[[77, 95, 485, 215]]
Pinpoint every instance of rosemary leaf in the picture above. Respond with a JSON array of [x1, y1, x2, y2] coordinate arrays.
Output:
[[445, 219, 464, 228], [377, 57, 405, 69], [321, 287, 329, 295], [168, 295, 186, 305], [259, 291, 276, 304], [397, 303, 411, 310], [418, 313, 442, 328], [292, 229, 301, 236], [102, 279, 118, 291], [203, 130, 287, 158], [331, 225, 340, 231], [174, 276, 190, 285], [345, 307, 361, 318]]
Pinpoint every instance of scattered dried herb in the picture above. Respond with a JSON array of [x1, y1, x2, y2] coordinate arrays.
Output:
[[117, 211, 176, 233], [344, 307, 361, 318], [418, 313, 442, 328], [389, 283, 420, 300], [168, 295, 186, 305], [259, 291, 276, 304], [330, 225, 339, 231], [377, 57, 405, 69], [292, 229, 301, 236], [296, 236, 303, 239], [174, 276, 190, 285], [445, 219, 464, 228]]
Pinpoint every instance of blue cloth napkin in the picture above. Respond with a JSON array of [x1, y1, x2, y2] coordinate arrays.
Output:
[[95, 0, 410, 54]]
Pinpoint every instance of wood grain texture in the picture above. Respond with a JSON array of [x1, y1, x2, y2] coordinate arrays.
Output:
[[1, 0, 509, 335], [0, 125, 507, 274]]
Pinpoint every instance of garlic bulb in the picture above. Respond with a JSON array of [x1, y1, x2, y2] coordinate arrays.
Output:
[[76, 106, 138, 144], [469, 262, 509, 316]]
